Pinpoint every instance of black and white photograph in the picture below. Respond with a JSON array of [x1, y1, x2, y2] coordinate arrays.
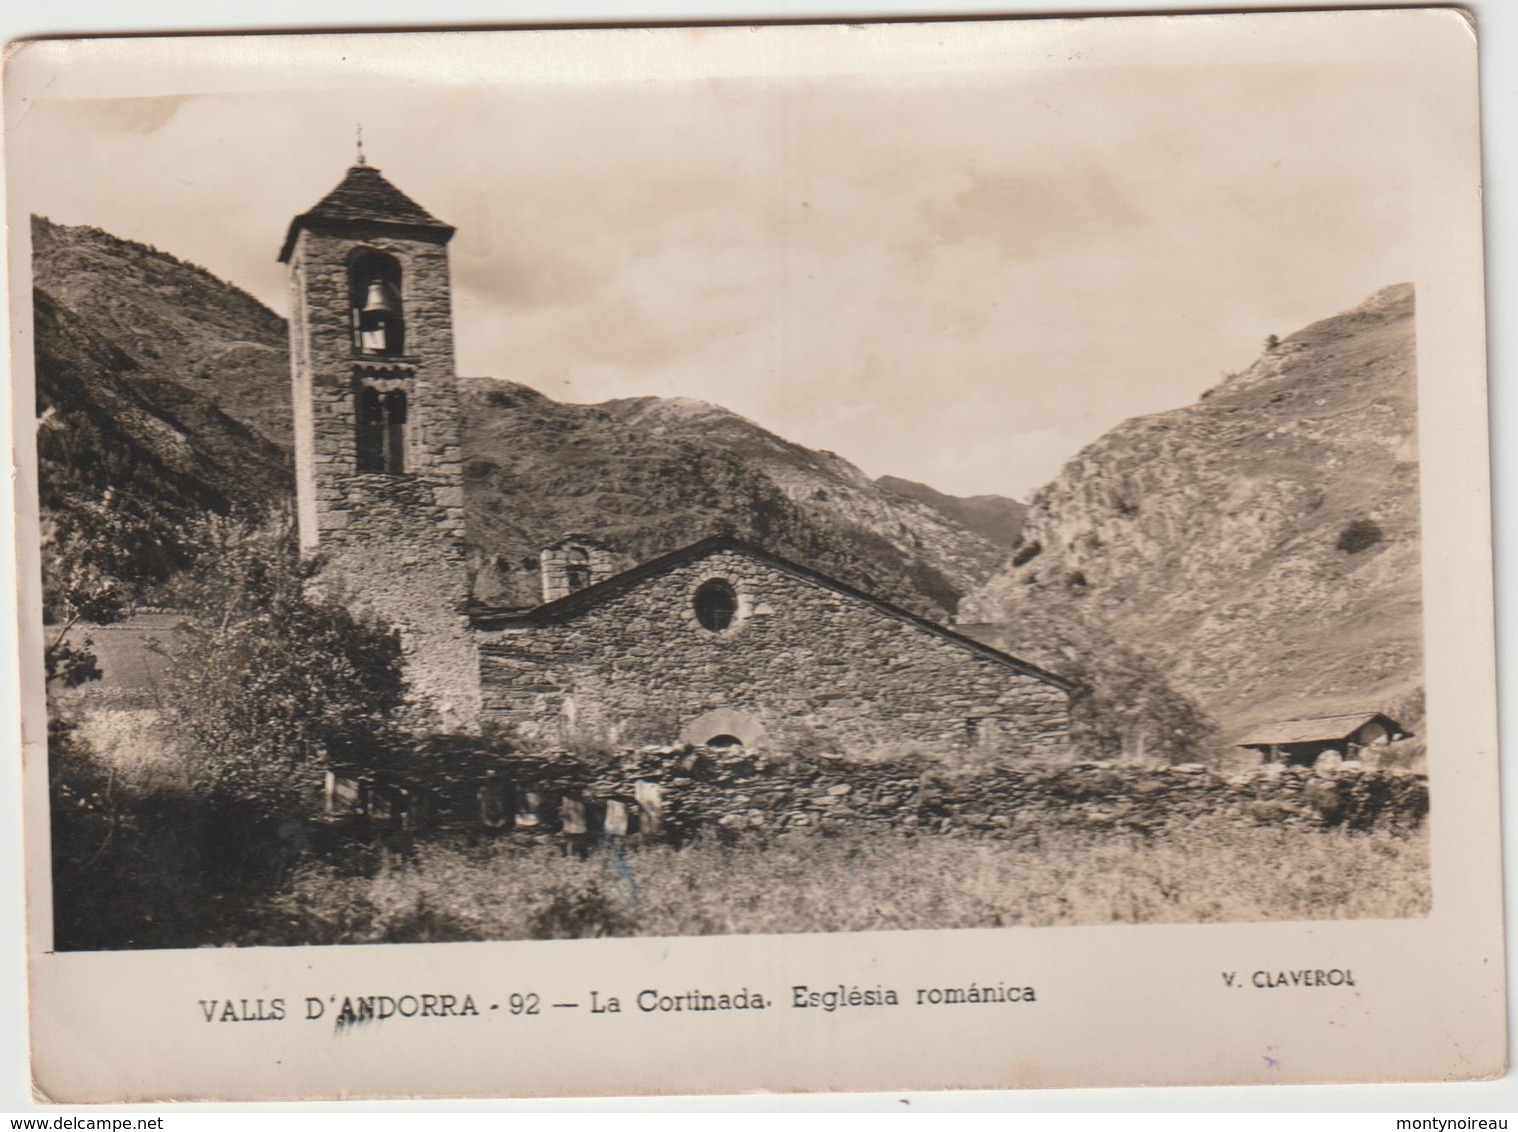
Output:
[[5, 9, 1504, 1102]]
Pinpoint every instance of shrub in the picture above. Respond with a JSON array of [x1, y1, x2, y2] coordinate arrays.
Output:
[[1372, 736, 1426, 772], [1384, 687, 1426, 732], [463, 459, 497, 482], [39, 510, 130, 687], [157, 514, 406, 820], [47, 709, 236, 950], [851, 739, 945, 766], [527, 876, 636, 940], [964, 608, 1217, 764], [1336, 519, 1383, 554], [1011, 540, 1042, 568], [766, 720, 830, 760]]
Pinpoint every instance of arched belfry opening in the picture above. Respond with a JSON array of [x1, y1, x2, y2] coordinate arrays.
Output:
[[564, 546, 592, 592], [539, 536, 615, 602], [356, 384, 407, 474], [349, 250, 405, 356]]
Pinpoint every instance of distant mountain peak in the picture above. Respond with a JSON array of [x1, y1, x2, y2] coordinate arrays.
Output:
[[877, 475, 1027, 549]]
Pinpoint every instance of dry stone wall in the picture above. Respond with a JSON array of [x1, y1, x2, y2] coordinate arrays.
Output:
[[341, 745, 1429, 841], [479, 548, 1070, 758]]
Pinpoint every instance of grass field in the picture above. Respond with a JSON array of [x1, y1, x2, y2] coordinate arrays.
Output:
[[49, 711, 1431, 950], [252, 819, 1430, 946]]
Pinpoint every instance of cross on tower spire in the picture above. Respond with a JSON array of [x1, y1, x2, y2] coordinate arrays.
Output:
[[355, 123, 366, 166]]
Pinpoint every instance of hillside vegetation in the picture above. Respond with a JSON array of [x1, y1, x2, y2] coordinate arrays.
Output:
[[460, 381, 1000, 615], [32, 217, 293, 450], [32, 217, 1004, 619], [877, 475, 1027, 548], [33, 286, 291, 598]]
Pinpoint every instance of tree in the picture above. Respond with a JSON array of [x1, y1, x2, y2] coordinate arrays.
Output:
[[157, 514, 406, 818], [970, 606, 1218, 763], [40, 510, 129, 687], [1067, 639, 1218, 764]]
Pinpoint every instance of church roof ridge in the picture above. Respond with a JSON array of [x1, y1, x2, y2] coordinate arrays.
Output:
[[278, 164, 454, 262], [471, 533, 1075, 692]]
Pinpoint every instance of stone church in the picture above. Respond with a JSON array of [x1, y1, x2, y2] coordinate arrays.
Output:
[[280, 161, 1073, 757]]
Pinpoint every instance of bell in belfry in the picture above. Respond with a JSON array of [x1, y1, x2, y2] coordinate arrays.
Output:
[[357, 278, 403, 354], [362, 278, 399, 315]]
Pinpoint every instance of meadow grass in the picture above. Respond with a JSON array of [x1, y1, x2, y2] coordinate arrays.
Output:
[[259, 818, 1430, 946]]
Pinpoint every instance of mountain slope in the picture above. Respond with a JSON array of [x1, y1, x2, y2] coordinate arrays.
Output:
[[960, 285, 1422, 741], [31, 219, 1000, 619], [33, 285, 292, 598], [31, 216, 292, 450], [460, 381, 989, 617], [594, 396, 1005, 605], [876, 475, 1027, 548]]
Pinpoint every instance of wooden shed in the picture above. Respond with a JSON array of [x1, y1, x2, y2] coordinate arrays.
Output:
[[1237, 712, 1408, 766]]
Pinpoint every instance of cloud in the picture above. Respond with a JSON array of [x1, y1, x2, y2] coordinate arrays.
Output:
[[919, 164, 1143, 261], [79, 95, 193, 136]]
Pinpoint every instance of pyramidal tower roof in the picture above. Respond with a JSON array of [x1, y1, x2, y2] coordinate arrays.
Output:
[[279, 164, 454, 262]]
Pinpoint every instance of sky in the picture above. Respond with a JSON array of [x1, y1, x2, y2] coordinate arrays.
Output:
[[9, 27, 1420, 498]]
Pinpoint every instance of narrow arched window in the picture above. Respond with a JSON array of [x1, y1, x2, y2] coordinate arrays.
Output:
[[564, 546, 592, 592], [694, 578, 739, 632], [349, 251, 405, 356], [356, 386, 386, 472], [383, 391, 407, 474], [356, 386, 407, 474]]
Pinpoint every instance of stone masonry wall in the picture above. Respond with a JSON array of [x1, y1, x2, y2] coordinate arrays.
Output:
[[624, 752, 1428, 839], [287, 226, 479, 731], [340, 745, 1430, 841], [478, 548, 1070, 757]]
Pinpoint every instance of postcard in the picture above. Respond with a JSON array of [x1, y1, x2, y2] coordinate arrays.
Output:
[[4, 10, 1502, 1102]]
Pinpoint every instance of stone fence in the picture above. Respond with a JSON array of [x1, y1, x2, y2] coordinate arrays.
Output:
[[326, 744, 1429, 841]]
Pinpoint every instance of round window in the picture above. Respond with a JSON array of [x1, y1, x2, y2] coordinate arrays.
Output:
[[693, 578, 740, 632]]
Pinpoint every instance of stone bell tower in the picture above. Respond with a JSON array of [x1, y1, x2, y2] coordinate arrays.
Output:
[[279, 155, 480, 730]]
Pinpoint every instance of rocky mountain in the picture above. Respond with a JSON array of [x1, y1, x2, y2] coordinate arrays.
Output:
[[460, 382, 998, 615], [31, 219, 1001, 619], [960, 284, 1422, 742], [876, 475, 1027, 548]]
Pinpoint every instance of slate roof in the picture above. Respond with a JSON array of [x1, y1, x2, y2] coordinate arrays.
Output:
[[1236, 712, 1404, 748], [279, 165, 454, 262], [471, 534, 1075, 692]]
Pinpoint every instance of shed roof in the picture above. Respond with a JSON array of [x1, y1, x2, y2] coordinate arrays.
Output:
[[1236, 712, 1403, 748], [278, 165, 454, 262], [471, 533, 1074, 692]]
